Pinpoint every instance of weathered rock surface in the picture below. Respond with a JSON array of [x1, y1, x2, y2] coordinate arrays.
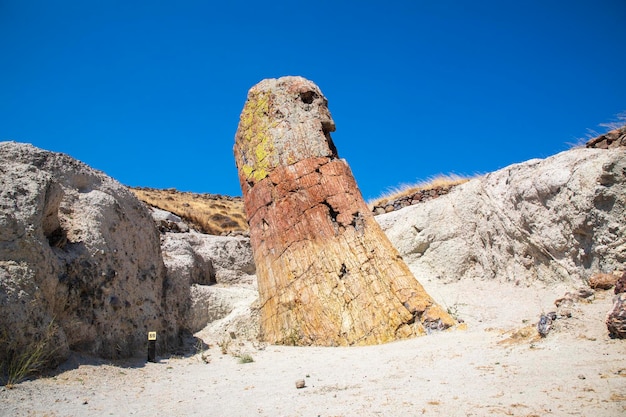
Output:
[[615, 272, 626, 295], [158, 228, 257, 336], [234, 76, 454, 346], [191, 285, 259, 341], [150, 207, 190, 233], [160, 232, 255, 287], [378, 148, 626, 285], [0, 142, 187, 369], [607, 293, 626, 338]]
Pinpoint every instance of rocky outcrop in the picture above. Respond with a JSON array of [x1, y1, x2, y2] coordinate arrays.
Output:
[[191, 285, 259, 341], [233, 76, 454, 346], [150, 207, 190, 233], [371, 185, 457, 215], [378, 148, 626, 285], [615, 272, 626, 295], [160, 232, 255, 287], [586, 126, 626, 149], [0, 142, 187, 370], [607, 271, 626, 339]]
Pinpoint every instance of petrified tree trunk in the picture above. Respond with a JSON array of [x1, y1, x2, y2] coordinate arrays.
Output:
[[234, 76, 454, 346]]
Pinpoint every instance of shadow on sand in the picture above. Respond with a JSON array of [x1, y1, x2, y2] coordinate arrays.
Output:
[[35, 333, 209, 381]]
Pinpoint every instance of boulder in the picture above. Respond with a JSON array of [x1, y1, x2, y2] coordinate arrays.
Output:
[[150, 207, 190, 233], [589, 273, 618, 290], [0, 142, 187, 370], [607, 293, 626, 338], [377, 148, 626, 285], [233, 76, 454, 346]]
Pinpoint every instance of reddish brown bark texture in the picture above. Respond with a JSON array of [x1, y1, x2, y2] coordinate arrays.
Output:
[[234, 76, 454, 346]]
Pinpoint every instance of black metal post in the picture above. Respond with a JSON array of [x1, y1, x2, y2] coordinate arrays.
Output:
[[147, 331, 157, 363]]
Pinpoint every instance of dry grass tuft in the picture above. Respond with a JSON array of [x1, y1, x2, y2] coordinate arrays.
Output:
[[1, 320, 59, 388], [368, 174, 473, 209], [568, 110, 626, 148], [131, 187, 248, 236]]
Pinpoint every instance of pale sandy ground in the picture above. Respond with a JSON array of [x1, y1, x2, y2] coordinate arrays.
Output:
[[2, 279, 626, 417]]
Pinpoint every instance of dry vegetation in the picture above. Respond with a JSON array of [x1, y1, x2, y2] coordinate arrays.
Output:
[[368, 174, 473, 208], [131, 187, 248, 236], [569, 111, 626, 148]]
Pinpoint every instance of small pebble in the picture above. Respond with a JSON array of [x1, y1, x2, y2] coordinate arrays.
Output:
[[295, 379, 306, 389]]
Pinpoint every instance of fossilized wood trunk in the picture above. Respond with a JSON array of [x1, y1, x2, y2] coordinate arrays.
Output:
[[234, 76, 454, 346]]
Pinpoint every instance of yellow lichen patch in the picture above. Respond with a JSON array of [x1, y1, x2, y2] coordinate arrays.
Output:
[[242, 165, 254, 179], [237, 90, 276, 183], [255, 143, 269, 163]]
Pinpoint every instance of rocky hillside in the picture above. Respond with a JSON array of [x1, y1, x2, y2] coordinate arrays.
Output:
[[131, 187, 248, 236]]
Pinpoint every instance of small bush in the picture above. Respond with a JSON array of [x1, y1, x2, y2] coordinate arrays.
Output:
[[217, 337, 231, 355], [237, 353, 254, 364]]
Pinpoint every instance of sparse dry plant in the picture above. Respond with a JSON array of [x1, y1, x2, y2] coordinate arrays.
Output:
[[236, 353, 254, 364], [368, 174, 473, 209], [1, 320, 58, 388], [598, 111, 626, 131], [217, 337, 231, 355], [568, 110, 626, 148]]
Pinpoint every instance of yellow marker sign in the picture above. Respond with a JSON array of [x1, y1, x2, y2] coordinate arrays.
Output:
[[148, 331, 157, 341]]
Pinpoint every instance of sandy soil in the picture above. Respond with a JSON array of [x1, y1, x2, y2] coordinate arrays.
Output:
[[2, 279, 625, 417]]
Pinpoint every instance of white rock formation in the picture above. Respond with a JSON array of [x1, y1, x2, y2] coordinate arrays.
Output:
[[0, 142, 187, 367], [190, 285, 259, 339], [157, 229, 257, 338], [377, 148, 626, 285], [162, 232, 255, 286]]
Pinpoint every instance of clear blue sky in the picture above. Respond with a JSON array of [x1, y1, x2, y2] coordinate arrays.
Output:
[[1, 1, 625, 200]]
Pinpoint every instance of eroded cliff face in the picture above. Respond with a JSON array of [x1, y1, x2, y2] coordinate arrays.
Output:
[[234, 76, 454, 346], [0, 142, 186, 368]]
